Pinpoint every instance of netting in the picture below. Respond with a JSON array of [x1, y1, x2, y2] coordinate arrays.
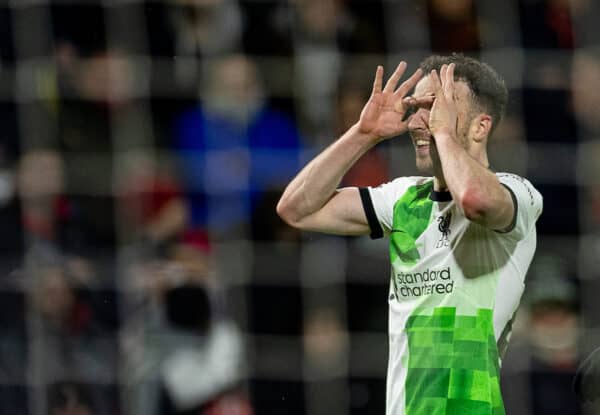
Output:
[[0, 0, 599, 414]]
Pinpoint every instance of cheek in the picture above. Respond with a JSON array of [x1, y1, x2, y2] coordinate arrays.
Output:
[[408, 109, 431, 129], [458, 111, 475, 139]]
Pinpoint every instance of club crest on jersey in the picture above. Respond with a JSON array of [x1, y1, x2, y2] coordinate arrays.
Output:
[[435, 211, 452, 248]]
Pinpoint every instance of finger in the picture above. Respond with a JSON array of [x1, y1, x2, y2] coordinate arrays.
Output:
[[444, 63, 455, 101], [372, 65, 384, 96], [430, 69, 444, 97], [440, 64, 447, 82], [402, 95, 435, 108], [383, 61, 407, 93], [394, 67, 423, 98], [400, 95, 434, 122]]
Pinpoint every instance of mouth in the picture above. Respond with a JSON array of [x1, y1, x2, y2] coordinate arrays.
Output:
[[413, 139, 431, 156]]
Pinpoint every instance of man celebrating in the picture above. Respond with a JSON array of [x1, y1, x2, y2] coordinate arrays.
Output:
[[277, 54, 543, 414]]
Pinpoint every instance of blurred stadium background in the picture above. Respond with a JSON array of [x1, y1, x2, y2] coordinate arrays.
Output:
[[0, 0, 599, 414]]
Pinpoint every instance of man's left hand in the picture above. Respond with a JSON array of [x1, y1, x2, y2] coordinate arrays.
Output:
[[428, 63, 459, 140]]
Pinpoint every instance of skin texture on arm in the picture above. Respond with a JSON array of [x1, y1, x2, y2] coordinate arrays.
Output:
[[277, 62, 430, 235], [275, 125, 375, 235], [428, 64, 515, 231]]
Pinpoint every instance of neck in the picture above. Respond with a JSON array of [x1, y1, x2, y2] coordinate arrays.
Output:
[[433, 175, 447, 192]]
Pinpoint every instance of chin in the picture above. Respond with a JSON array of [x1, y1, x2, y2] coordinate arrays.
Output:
[[415, 157, 434, 175]]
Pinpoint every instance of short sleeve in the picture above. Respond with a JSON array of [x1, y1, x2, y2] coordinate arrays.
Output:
[[361, 177, 412, 238], [497, 173, 543, 240]]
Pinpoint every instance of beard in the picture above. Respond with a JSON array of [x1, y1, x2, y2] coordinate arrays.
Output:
[[413, 131, 467, 177], [415, 152, 434, 175], [411, 132, 439, 176]]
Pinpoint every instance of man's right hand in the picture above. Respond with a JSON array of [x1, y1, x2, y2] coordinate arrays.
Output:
[[277, 61, 430, 236], [357, 62, 432, 142]]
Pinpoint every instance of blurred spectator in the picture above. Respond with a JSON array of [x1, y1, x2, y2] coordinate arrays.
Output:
[[52, 3, 107, 58], [18, 150, 66, 245], [519, 0, 574, 49], [53, 43, 152, 253], [30, 260, 118, 378], [242, 0, 384, 142], [302, 307, 349, 415], [124, 233, 250, 415], [518, 0, 600, 49], [244, 0, 384, 56], [383, 0, 430, 51], [521, 71, 574, 144], [146, 0, 243, 87], [571, 48, 600, 138], [427, 0, 480, 52], [0, 150, 72, 415], [145, 0, 246, 142], [569, 0, 600, 47], [292, 0, 383, 141], [487, 112, 529, 175], [303, 307, 347, 380], [0, 253, 122, 415], [0, 149, 71, 275], [116, 152, 189, 247], [47, 382, 94, 415], [291, 0, 346, 138], [502, 255, 582, 415], [174, 54, 304, 238], [518, 1, 576, 143], [15, 147, 121, 264]]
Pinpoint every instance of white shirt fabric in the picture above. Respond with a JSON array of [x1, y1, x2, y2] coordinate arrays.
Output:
[[364, 172, 543, 415]]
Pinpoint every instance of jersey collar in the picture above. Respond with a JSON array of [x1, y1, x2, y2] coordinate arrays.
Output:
[[430, 189, 452, 202]]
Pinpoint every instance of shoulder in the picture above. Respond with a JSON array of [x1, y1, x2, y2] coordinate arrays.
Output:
[[495, 172, 543, 205], [495, 172, 543, 237], [371, 176, 432, 193], [495, 172, 533, 185], [366, 176, 433, 222], [362, 176, 432, 237]]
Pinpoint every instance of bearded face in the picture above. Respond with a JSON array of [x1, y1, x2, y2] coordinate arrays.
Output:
[[407, 76, 475, 175]]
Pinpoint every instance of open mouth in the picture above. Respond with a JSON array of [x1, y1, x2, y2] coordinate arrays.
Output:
[[414, 139, 430, 156]]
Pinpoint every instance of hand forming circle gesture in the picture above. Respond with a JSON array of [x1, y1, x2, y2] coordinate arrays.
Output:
[[428, 63, 459, 139], [357, 62, 432, 141]]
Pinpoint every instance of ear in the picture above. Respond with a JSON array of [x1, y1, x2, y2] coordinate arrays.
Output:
[[470, 113, 493, 143]]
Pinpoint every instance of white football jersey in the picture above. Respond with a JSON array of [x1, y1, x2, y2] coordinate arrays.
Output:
[[360, 173, 543, 415]]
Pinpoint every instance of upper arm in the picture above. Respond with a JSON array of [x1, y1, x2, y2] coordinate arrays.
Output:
[[465, 173, 542, 239], [463, 180, 516, 232], [289, 187, 371, 236]]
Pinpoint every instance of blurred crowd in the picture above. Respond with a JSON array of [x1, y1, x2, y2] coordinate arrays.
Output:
[[0, 0, 599, 414]]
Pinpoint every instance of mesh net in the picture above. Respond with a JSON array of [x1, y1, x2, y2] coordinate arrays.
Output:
[[0, 0, 599, 414]]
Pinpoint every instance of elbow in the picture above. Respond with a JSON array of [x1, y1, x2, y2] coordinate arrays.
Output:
[[458, 187, 489, 222], [276, 197, 302, 228]]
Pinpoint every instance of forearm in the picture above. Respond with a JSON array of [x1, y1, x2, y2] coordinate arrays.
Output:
[[277, 124, 376, 224], [434, 133, 506, 218]]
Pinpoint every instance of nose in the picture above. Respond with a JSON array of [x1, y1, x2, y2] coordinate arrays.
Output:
[[407, 107, 430, 131]]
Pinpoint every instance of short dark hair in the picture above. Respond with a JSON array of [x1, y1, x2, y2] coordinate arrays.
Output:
[[419, 54, 508, 136]]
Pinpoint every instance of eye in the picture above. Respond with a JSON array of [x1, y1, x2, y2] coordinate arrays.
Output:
[[402, 106, 417, 122]]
